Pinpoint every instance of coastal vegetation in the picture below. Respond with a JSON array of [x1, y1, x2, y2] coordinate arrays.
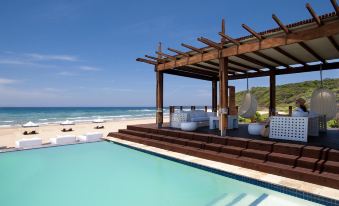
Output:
[[236, 78, 339, 110]]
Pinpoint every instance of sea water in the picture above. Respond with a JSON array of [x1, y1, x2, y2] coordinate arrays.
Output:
[[0, 107, 171, 127]]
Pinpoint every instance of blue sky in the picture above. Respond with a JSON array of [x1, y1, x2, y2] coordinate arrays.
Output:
[[0, 0, 338, 107]]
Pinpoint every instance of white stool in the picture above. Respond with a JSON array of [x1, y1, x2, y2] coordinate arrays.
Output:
[[248, 123, 264, 135], [209, 116, 219, 129], [180, 122, 198, 131]]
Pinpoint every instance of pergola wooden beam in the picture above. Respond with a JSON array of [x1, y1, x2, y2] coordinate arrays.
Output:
[[228, 62, 339, 80], [299, 42, 325, 63], [145, 55, 168, 63], [205, 61, 219, 67], [272, 14, 290, 34], [177, 66, 217, 77], [168, 48, 190, 57], [197, 37, 222, 49], [306, 3, 322, 26], [273, 47, 306, 66], [271, 13, 325, 63], [228, 66, 246, 73], [194, 63, 219, 72], [229, 59, 258, 72], [136, 58, 157, 65], [156, 19, 339, 71], [181, 43, 204, 53], [218, 32, 240, 45], [253, 51, 290, 68], [242, 24, 263, 40], [331, 0, 339, 16], [156, 51, 176, 60], [328, 36, 339, 52], [237, 54, 273, 69], [165, 69, 215, 81]]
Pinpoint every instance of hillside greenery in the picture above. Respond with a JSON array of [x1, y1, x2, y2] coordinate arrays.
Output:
[[235, 78, 339, 111]]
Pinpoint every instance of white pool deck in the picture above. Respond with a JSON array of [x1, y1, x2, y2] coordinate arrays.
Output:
[[104, 136, 339, 201]]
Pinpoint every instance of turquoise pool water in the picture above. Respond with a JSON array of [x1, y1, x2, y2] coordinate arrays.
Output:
[[0, 142, 323, 206]]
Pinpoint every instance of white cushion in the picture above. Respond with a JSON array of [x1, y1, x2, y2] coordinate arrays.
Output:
[[16, 137, 42, 148], [191, 117, 209, 122], [292, 110, 308, 117], [50, 135, 76, 145], [78, 132, 103, 142]]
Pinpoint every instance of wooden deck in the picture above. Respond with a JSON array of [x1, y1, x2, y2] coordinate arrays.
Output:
[[143, 123, 339, 149], [109, 123, 339, 189]]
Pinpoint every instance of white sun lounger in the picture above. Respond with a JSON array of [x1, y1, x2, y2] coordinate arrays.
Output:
[[78, 132, 103, 142], [50, 135, 76, 145], [16, 137, 42, 149]]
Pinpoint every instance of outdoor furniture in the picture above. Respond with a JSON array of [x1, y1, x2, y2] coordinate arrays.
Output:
[[269, 116, 309, 142], [78, 132, 103, 142], [170, 110, 215, 129], [50, 135, 76, 145], [15, 137, 42, 149], [170, 112, 187, 128], [62, 128, 73, 132], [209, 116, 219, 129], [209, 115, 239, 130], [248, 123, 264, 135], [180, 122, 198, 131], [239, 92, 258, 119]]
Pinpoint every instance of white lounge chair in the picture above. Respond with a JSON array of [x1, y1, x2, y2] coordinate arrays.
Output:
[[16, 137, 42, 149], [78, 132, 103, 142], [50, 135, 76, 145]]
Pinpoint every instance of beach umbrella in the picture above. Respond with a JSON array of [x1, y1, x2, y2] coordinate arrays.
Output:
[[60, 120, 75, 125], [22, 121, 39, 128]]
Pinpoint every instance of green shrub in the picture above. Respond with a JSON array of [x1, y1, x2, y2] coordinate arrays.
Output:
[[327, 119, 339, 128], [238, 112, 267, 123]]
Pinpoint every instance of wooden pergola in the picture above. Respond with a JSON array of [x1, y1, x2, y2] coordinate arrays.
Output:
[[137, 1, 339, 136]]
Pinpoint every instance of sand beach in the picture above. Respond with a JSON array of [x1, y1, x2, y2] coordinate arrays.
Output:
[[0, 117, 168, 148]]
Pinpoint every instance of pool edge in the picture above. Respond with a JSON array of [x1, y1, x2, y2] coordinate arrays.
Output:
[[104, 137, 339, 206]]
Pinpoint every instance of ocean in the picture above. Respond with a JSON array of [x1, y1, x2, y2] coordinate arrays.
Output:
[[0, 107, 170, 128]]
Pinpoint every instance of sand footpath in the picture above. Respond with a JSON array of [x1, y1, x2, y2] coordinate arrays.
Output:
[[0, 117, 168, 148]]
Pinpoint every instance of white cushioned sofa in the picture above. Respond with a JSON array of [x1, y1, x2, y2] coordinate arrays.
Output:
[[170, 110, 216, 129]]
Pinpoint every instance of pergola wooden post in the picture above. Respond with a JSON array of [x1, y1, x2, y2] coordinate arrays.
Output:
[[219, 57, 229, 136], [156, 71, 164, 128], [269, 69, 276, 116], [212, 80, 218, 112], [156, 43, 164, 128]]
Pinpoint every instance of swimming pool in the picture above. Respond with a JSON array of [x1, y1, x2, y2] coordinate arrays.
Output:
[[0, 142, 329, 206]]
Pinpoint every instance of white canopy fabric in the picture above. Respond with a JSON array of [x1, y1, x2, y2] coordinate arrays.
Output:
[[60, 120, 75, 125], [310, 88, 337, 121], [93, 119, 105, 123], [239, 92, 258, 119], [22, 121, 39, 128]]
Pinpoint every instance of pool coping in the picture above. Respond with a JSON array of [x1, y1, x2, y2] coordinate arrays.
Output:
[[104, 136, 339, 206], [0, 140, 103, 153]]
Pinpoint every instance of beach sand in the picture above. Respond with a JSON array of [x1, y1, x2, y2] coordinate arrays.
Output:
[[0, 117, 168, 148]]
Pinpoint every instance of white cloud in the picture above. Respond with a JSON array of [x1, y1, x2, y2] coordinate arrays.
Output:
[[57, 71, 76, 76], [79, 66, 100, 71], [101, 87, 133, 92], [0, 59, 30, 65], [43, 87, 64, 92], [0, 78, 17, 85], [25, 53, 78, 62]]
